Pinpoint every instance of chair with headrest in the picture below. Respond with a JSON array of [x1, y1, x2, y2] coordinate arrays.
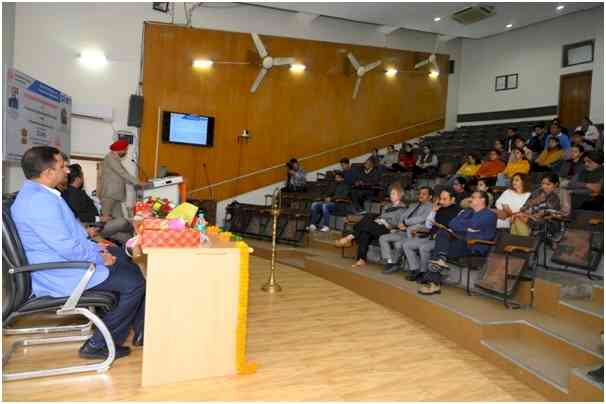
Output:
[[2, 198, 118, 381]]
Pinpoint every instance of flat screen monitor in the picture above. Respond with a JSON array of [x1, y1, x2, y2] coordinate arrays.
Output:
[[162, 111, 214, 147]]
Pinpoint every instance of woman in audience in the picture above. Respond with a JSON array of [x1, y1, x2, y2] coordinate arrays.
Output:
[[576, 117, 600, 147], [285, 158, 306, 192], [382, 144, 400, 168], [475, 149, 506, 180], [494, 173, 531, 231], [335, 183, 407, 268], [308, 172, 351, 232], [513, 173, 570, 240], [464, 178, 495, 208], [350, 157, 382, 212], [419, 191, 497, 295], [450, 154, 481, 185], [413, 145, 439, 177], [527, 123, 547, 158], [392, 143, 416, 172], [571, 130, 595, 151], [513, 136, 533, 161], [532, 137, 564, 172], [452, 177, 470, 206], [496, 147, 530, 187], [559, 144, 585, 181]]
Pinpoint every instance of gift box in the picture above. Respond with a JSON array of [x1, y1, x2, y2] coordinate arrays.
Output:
[[141, 228, 201, 248], [143, 218, 170, 230]]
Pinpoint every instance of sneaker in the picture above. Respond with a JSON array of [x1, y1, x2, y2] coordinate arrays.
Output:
[[405, 270, 420, 282], [382, 263, 402, 274], [429, 258, 449, 269], [320, 226, 330, 232], [418, 282, 441, 295], [307, 224, 317, 232], [79, 340, 131, 360]]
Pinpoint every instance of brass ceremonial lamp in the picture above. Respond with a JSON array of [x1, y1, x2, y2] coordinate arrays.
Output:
[[262, 187, 282, 293]]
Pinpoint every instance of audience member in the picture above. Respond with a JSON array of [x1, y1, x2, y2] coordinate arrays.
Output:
[[475, 150, 506, 179], [576, 117, 600, 147], [308, 172, 351, 232], [494, 173, 531, 230], [526, 123, 547, 158], [545, 122, 571, 151], [496, 148, 530, 187], [379, 187, 433, 273], [401, 188, 461, 281], [571, 130, 594, 151], [503, 127, 518, 153], [514, 173, 570, 240], [10, 146, 145, 359], [351, 157, 382, 212], [565, 150, 603, 208], [285, 158, 307, 192], [494, 139, 509, 162], [62, 164, 134, 244], [371, 148, 383, 162], [451, 154, 481, 183], [513, 136, 533, 161], [412, 145, 439, 178], [335, 183, 407, 268], [419, 191, 497, 295], [532, 137, 564, 172], [339, 157, 355, 186], [559, 144, 585, 180], [391, 143, 416, 172], [382, 145, 399, 167], [452, 177, 470, 206]]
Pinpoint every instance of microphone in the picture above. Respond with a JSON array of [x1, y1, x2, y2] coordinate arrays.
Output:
[[202, 162, 214, 200], [131, 158, 150, 182]]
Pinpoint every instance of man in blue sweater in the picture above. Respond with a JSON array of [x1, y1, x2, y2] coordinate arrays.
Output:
[[11, 146, 145, 359], [418, 191, 497, 295]]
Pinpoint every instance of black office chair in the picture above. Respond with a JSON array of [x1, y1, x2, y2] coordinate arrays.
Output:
[[2, 199, 118, 381]]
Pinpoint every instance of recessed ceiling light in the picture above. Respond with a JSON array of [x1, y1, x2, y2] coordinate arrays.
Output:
[[506, 23, 513, 29], [433, 17, 441, 22], [429, 70, 439, 79], [385, 68, 398, 77], [290, 63, 306, 72], [193, 59, 213, 68], [79, 50, 108, 67], [556, 5, 565, 11]]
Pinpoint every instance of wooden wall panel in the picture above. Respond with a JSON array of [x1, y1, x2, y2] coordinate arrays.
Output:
[[140, 23, 449, 201]]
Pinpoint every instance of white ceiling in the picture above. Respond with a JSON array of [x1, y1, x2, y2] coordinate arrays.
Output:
[[260, 2, 602, 39]]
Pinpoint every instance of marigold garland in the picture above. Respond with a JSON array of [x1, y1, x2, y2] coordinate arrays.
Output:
[[235, 240, 257, 374]]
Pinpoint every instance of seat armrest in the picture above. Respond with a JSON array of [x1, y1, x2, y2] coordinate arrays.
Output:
[[467, 239, 496, 246], [589, 218, 603, 225], [503, 245, 534, 254], [9, 261, 94, 274]]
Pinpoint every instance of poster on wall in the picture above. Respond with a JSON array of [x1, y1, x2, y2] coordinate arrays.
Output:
[[4, 68, 71, 162]]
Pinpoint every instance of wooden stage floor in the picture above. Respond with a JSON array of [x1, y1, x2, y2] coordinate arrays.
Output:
[[3, 256, 545, 401]]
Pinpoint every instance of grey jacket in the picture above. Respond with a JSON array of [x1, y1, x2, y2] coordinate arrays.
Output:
[[378, 202, 408, 228], [99, 152, 139, 201], [401, 201, 433, 229]]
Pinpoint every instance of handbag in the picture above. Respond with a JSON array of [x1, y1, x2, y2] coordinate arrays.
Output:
[[510, 218, 531, 236]]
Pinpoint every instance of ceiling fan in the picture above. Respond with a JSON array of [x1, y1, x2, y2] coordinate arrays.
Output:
[[249, 33, 296, 93], [414, 35, 454, 75], [347, 52, 382, 100]]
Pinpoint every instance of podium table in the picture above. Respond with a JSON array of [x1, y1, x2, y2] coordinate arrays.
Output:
[[141, 236, 253, 386]]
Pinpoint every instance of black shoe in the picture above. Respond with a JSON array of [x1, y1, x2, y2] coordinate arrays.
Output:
[[132, 329, 144, 347], [382, 263, 402, 274], [406, 270, 420, 281], [79, 340, 131, 359], [588, 366, 604, 384]]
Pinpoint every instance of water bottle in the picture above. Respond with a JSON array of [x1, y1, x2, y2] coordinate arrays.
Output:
[[197, 212, 206, 233]]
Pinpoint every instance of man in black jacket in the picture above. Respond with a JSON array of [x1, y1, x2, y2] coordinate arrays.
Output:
[[62, 164, 133, 244], [308, 172, 351, 232], [351, 157, 382, 213]]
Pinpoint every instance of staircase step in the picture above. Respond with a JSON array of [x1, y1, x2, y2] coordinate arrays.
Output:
[[482, 322, 603, 395], [593, 285, 604, 308], [560, 297, 603, 319]]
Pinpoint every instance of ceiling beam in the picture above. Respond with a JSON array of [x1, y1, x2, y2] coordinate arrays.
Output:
[[295, 12, 319, 26], [377, 25, 400, 35]]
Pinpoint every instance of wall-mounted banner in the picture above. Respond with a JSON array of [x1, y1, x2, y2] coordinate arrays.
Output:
[[4, 68, 71, 161]]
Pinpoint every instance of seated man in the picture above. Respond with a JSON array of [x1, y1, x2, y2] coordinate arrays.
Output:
[[339, 157, 355, 186], [308, 171, 351, 232], [285, 158, 306, 192], [565, 150, 603, 209], [400, 188, 461, 281], [475, 150, 506, 180], [11, 146, 145, 359], [379, 186, 433, 274], [350, 157, 382, 213], [62, 164, 134, 244], [419, 191, 497, 295]]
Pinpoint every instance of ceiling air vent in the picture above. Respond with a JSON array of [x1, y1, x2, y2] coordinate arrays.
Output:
[[451, 6, 495, 25]]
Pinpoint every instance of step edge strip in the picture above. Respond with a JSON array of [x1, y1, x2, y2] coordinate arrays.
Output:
[[480, 339, 569, 394], [571, 366, 605, 391], [559, 299, 604, 319]]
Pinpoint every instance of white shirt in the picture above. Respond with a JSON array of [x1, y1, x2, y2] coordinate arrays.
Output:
[[495, 189, 531, 229]]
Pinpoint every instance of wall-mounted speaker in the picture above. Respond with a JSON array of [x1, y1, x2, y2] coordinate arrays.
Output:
[[449, 60, 455, 75], [127, 95, 144, 127]]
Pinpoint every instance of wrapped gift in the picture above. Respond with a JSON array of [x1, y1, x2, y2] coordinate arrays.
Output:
[[143, 218, 170, 230], [141, 228, 201, 248]]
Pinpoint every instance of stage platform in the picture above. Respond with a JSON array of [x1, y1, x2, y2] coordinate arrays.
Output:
[[247, 234, 604, 402]]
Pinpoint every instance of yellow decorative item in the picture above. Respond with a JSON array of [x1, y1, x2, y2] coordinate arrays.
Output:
[[166, 202, 200, 225], [218, 231, 233, 242], [235, 241, 257, 375], [206, 225, 221, 235]]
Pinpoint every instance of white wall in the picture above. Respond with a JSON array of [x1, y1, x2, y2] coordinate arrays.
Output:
[[458, 7, 604, 124], [6, 2, 460, 196], [2, 3, 16, 192]]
